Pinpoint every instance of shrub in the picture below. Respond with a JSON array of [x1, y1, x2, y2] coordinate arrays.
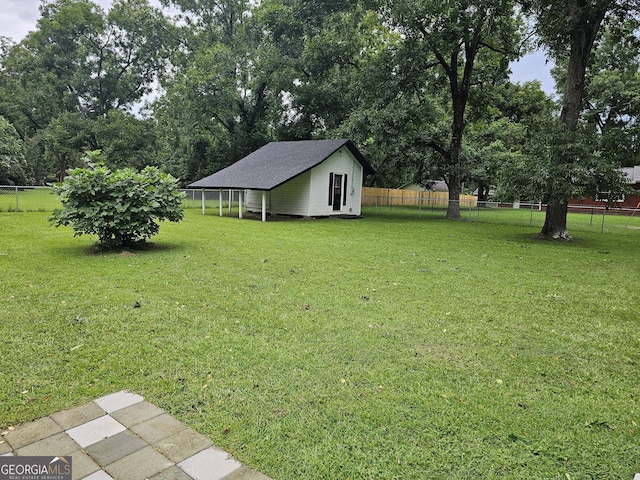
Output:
[[50, 154, 185, 248]]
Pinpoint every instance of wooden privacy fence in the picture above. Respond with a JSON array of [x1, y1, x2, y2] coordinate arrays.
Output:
[[362, 187, 477, 207]]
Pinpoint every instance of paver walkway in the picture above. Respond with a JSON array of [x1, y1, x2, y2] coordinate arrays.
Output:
[[0, 390, 271, 480]]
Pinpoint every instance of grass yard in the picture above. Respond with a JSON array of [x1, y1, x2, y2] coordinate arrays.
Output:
[[0, 187, 62, 212], [1, 210, 639, 479], [363, 203, 640, 233]]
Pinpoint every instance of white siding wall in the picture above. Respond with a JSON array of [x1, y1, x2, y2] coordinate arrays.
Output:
[[309, 147, 364, 216], [245, 189, 267, 212], [270, 171, 311, 215], [246, 171, 312, 215]]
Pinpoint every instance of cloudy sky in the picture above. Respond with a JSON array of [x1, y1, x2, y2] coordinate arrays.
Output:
[[0, 0, 556, 95], [1, 0, 112, 42]]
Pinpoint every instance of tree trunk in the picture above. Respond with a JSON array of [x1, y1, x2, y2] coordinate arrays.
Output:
[[56, 155, 68, 182], [446, 172, 462, 219], [541, 198, 570, 239], [540, 1, 607, 239], [445, 89, 466, 220]]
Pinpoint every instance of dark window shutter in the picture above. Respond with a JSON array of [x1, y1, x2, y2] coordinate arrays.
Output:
[[343, 174, 348, 205], [328, 173, 334, 205]]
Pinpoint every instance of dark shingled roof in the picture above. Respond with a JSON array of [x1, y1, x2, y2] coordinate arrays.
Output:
[[188, 139, 374, 190]]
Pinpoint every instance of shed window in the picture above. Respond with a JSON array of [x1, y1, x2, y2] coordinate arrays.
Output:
[[343, 174, 348, 205], [328, 173, 334, 205]]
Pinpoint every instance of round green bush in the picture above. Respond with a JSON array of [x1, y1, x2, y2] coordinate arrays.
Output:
[[50, 154, 185, 248]]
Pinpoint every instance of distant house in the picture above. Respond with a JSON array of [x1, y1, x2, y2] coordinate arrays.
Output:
[[188, 139, 375, 221], [623, 166, 640, 190], [569, 165, 640, 210]]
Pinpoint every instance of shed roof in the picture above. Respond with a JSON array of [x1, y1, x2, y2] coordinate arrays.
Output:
[[188, 139, 374, 190]]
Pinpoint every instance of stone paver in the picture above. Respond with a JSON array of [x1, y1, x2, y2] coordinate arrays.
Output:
[[178, 448, 243, 480], [104, 446, 173, 480], [15, 431, 79, 456], [85, 430, 147, 467], [83, 471, 113, 480], [150, 466, 194, 480], [67, 414, 126, 448], [51, 402, 105, 430], [111, 400, 164, 428], [153, 427, 214, 463], [0, 439, 12, 456], [95, 391, 144, 414], [1, 390, 272, 480], [69, 448, 102, 480], [2, 416, 62, 450], [130, 413, 187, 444]]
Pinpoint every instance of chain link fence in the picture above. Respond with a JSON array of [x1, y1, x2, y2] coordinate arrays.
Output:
[[0, 186, 243, 213], [3, 186, 639, 233], [0, 186, 61, 212], [361, 195, 640, 233]]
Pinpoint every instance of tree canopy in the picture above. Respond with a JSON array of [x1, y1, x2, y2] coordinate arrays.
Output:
[[520, 0, 639, 238], [1, 0, 639, 237]]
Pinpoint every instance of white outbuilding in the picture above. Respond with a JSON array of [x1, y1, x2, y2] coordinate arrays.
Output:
[[188, 139, 375, 221]]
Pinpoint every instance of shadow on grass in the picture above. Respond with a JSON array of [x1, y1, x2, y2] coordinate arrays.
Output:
[[506, 232, 597, 249], [56, 241, 185, 256], [207, 211, 364, 222]]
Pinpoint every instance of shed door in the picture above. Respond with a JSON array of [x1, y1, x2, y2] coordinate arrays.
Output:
[[332, 174, 343, 211]]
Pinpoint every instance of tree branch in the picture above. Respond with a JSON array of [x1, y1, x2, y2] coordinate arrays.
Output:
[[422, 139, 450, 160], [478, 40, 517, 56]]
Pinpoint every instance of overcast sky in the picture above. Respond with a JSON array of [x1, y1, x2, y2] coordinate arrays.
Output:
[[0, 0, 557, 95]]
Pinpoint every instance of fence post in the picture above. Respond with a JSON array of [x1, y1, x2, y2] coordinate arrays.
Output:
[[15, 186, 19, 211], [601, 207, 606, 233], [529, 203, 533, 227]]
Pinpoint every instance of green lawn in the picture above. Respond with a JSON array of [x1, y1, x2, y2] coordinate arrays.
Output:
[[1, 210, 639, 479], [0, 187, 61, 212]]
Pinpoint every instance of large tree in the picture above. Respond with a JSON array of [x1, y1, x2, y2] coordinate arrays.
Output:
[[258, 0, 384, 137], [523, 0, 638, 238], [569, 17, 640, 167], [384, 0, 521, 219], [465, 81, 555, 202], [0, 115, 28, 185], [257, 0, 408, 185], [155, 0, 281, 182], [0, 0, 172, 179]]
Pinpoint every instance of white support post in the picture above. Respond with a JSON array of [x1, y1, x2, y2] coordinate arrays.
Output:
[[201, 189, 206, 215], [261, 191, 267, 222], [239, 190, 243, 219], [228, 189, 232, 212], [219, 189, 223, 217]]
